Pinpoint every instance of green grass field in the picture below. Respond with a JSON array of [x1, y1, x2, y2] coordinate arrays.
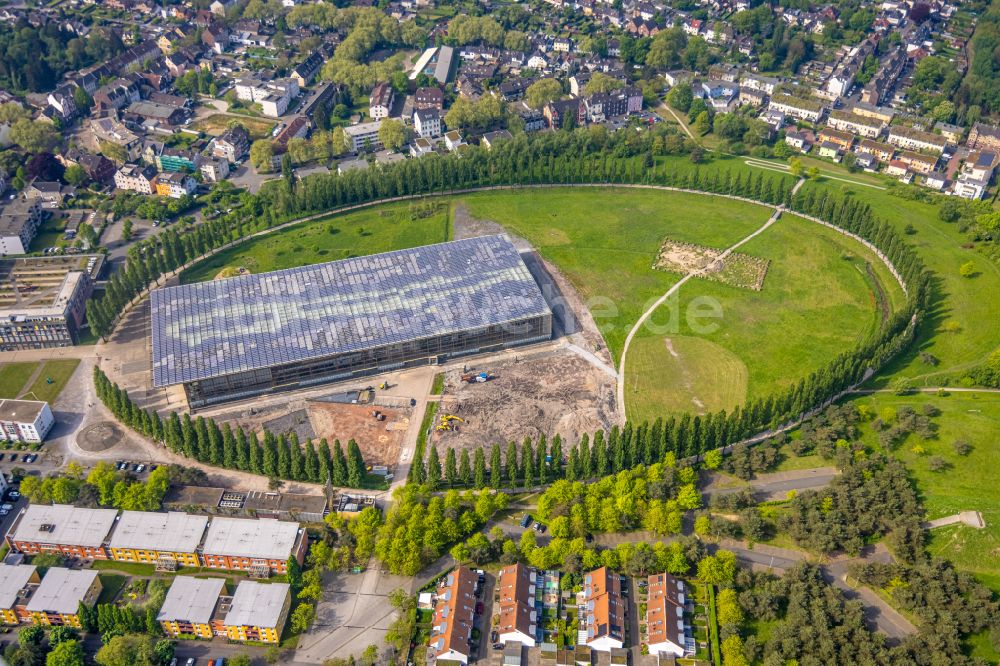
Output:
[[0, 363, 38, 398], [851, 392, 1000, 593], [457, 188, 774, 360], [798, 179, 1000, 387], [19, 360, 80, 403], [625, 213, 904, 420], [180, 201, 451, 283]]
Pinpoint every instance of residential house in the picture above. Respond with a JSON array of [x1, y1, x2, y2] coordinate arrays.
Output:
[[344, 121, 383, 152], [235, 76, 300, 118], [223, 581, 291, 643], [856, 139, 894, 163], [46, 85, 77, 121], [414, 87, 444, 110], [817, 127, 854, 152], [114, 164, 157, 194], [968, 123, 1000, 153], [784, 130, 809, 152], [93, 78, 142, 111], [273, 116, 310, 154], [964, 150, 998, 182], [369, 82, 394, 120], [213, 125, 250, 163], [740, 73, 779, 94], [481, 130, 512, 150], [413, 108, 441, 139], [739, 88, 767, 108], [202, 23, 229, 54], [292, 52, 324, 88], [199, 158, 229, 183], [818, 142, 843, 160], [827, 110, 883, 139], [887, 126, 948, 155], [768, 94, 825, 123], [496, 563, 536, 647], [428, 568, 478, 664], [897, 150, 937, 174], [108, 511, 209, 568], [646, 573, 691, 657], [154, 172, 197, 199], [582, 567, 626, 652], [23, 568, 100, 628], [76, 154, 116, 184], [6, 504, 117, 559], [444, 130, 465, 151], [157, 576, 228, 639], [0, 400, 55, 443]]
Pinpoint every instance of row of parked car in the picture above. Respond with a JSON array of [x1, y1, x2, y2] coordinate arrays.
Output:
[[116, 460, 157, 474], [0, 453, 39, 463]]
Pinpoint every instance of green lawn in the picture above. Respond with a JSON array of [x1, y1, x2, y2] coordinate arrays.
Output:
[[457, 188, 774, 361], [19, 360, 79, 403], [0, 363, 38, 398], [798, 179, 1000, 387], [853, 392, 1000, 592], [626, 213, 904, 419], [97, 573, 127, 604], [180, 201, 451, 283]]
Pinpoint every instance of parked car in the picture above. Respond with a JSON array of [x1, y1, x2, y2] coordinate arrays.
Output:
[[116, 461, 127, 470], [136, 464, 146, 473], [185, 659, 195, 666], [7, 491, 19, 499], [130, 463, 141, 472], [27, 454, 37, 463], [533, 522, 545, 533], [2, 504, 13, 511], [519, 514, 532, 529], [0, 510, 9, 517], [21, 454, 30, 463]]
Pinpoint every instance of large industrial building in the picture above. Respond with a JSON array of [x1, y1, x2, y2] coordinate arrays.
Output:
[[0, 255, 103, 351], [150, 235, 553, 408]]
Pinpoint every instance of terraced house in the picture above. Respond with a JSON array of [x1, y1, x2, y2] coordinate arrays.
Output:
[[157, 576, 228, 638], [428, 567, 478, 664], [223, 581, 291, 643], [6, 505, 117, 559], [108, 511, 209, 569], [581, 567, 626, 652], [496, 562, 537, 647], [23, 568, 101, 627], [0, 565, 40, 625]]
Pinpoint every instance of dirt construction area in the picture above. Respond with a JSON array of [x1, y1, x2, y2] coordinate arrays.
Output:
[[430, 348, 616, 452]]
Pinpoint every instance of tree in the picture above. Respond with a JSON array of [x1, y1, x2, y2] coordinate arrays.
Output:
[[960, 261, 976, 278], [64, 164, 88, 187], [693, 111, 711, 135], [46, 640, 85, 666], [94, 635, 158, 666], [666, 83, 693, 113], [789, 158, 804, 177], [525, 79, 563, 109], [584, 73, 625, 95], [250, 139, 275, 171], [290, 603, 316, 632], [10, 119, 59, 153], [378, 118, 408, 152]]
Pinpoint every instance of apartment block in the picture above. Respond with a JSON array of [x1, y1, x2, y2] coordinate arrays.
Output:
[[0, 565, 39, 625], [108, 511, 209, 568], [7, 505, 117, 559], [0, 400, 54, 443], [157, 576, 228, 639], [200, 516, 307, 576], [23, 568, 101, 628], [0, 199, 44, 256], [224, 581, 291, 643]]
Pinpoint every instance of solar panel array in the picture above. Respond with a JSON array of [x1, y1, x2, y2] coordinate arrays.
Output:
[[151, 234, 551, 387]]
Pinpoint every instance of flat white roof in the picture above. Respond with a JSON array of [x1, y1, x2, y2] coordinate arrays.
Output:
[[11, 504, 118, 549], [157, 576, 226, 624], [0, 565, 36, 609], [108, 511, 209, 553], [226, 580, 290, 628], [25, 568, 98, 615], [409, 46, 437, 79], [202, 517, 300, 561]]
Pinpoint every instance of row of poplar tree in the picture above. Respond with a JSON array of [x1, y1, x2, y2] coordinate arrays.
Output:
[[94, 367, 371, 488]]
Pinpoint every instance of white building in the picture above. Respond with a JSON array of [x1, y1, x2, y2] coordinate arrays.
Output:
[[344, 121, 383, 152], [234, 76, 300, 118], [827, 110, 883, 139], [0, 400, 54, 443], [369, 83, 394, 121], [114, 164, 157, 195], [887, 126, 948, 155], [0, 199, 44, 256], [768, 94, 826, 123], [413, 108, 441, 138]]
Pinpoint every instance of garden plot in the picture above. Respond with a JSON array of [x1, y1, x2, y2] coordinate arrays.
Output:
[[654, 239, 770, 291]]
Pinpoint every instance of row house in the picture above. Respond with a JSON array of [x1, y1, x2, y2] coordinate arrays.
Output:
[[292, 51, 324, 87], [581, 567, 626, 652], [887, 126, 948, 155], [827, 110, 883, 139], [273, 116, 311, 154], [897, 150, 938, 174], [968, 122, 1000, 153], [768, 94, 826, 123], [428, 568, 478, 664], [93, 77, 143, 111], [856, 139, 895, 163], [114, 164, 158, 194], [740, 73, 779, 94], [496, 563, 537, 646], [850, 101, 895, 126], [817, 127, 855, 152], [582, 87, 643, 123], [647, 572, 692, 657]]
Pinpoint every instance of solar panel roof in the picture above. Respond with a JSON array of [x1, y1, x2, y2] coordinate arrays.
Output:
[[150, 234, 551, 387]]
